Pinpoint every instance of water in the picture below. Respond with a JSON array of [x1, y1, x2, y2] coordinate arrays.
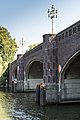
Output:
[[0, 90, 80, 120]]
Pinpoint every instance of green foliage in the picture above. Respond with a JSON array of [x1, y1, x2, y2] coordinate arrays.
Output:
[[0, 68, 8, 85], [0, 26, 17, 85], [28, 43, 39, 50]]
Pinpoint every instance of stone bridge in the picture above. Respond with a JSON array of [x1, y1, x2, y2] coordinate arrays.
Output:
[[9, 20, 80, 104]]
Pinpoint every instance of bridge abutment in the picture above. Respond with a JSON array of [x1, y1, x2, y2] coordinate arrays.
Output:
[[42, 33, 59, 104], [45, 83, 58, 104], [16, 54, 24, 92]]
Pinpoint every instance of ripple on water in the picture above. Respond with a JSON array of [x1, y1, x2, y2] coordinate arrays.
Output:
[[12, 110, 40, 120], [1, 91, 80, 120]]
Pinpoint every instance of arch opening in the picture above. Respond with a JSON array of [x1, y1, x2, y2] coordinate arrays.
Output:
[[24, 61, 43, 90], [28, 61, 43, 79], [61, 53, 80, 100], [64, 55, 80, 79]]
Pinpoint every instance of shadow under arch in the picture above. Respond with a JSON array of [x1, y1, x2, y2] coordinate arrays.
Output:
[[60, 50, 80, 101], [24, 59, 43, 90], [61, 50, 80, 81], [28, 61, 43, 79], [25, 59, 43, 80]]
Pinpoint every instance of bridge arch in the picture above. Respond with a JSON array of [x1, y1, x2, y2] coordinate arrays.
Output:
[[61, 50, 80, 80], [61, 50, 80, 100], [28, 61, 43, 79], [24, 59, 43, 90], [25, 59, 43, 79]]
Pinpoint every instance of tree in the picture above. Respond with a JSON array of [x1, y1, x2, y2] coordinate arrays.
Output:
[[28, 43, 39, 50], [0, 26, 17, 84]]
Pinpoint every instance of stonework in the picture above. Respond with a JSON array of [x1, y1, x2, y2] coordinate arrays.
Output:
[[9, 20, 80, 104]]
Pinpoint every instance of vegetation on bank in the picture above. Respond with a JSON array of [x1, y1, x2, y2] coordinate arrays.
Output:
[[0, 27, 17, 85]]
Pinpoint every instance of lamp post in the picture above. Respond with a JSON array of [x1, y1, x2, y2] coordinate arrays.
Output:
[[20, 38, 25, 54], [48, 5, 58, 33]]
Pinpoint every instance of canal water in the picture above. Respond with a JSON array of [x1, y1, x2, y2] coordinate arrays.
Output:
[[0, 90, 80, 120]]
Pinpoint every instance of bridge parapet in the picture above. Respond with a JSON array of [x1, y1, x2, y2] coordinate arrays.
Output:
[[23, 43, 42, 58], [57, 20, 80, 67]]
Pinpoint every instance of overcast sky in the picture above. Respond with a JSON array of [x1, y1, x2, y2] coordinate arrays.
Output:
[[0, 0, 80, 54]]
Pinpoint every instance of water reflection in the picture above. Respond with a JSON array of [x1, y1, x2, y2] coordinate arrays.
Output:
[[0, 90, 80, 120], [0, 91, 13, 120]]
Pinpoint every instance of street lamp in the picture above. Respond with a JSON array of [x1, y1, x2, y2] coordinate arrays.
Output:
[[48, 5, 58, 33], [20, 38, 25, 54]]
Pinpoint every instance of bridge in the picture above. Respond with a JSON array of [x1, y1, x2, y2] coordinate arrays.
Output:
[[9, 20, 80, 104]]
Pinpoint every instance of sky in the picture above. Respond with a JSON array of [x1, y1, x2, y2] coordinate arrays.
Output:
[[0, 0, 80, 55]]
